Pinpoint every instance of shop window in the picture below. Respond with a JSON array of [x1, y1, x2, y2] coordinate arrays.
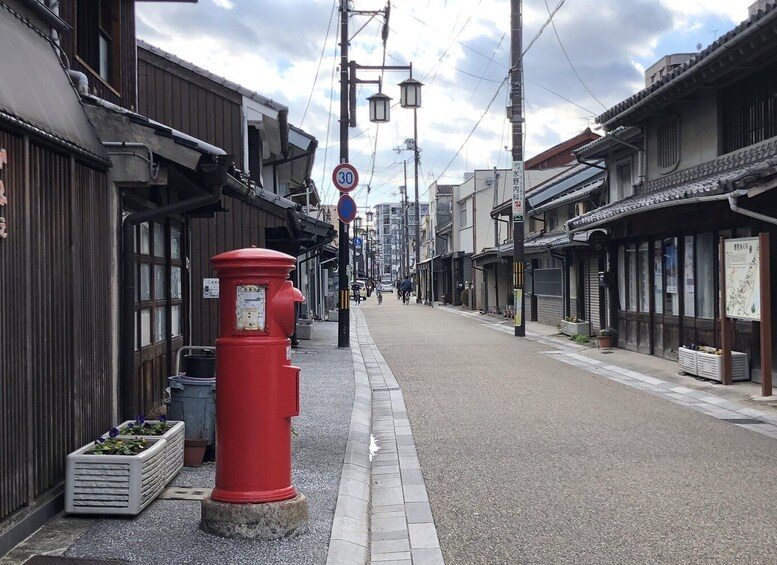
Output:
[[664, 238, 679, 315], [618, 246, 626, 310], [139, 263, 151, 301], [171, 227, 181, 260], [638, 242, 650, 312], [153, 223, 165, 257], [695, 232, 715, 318], [140, 309, 151, 347], [683, 236, 695, 317], [140, 223, 150, 254], [627, 244, 637, 312], [172, 305, 182, 337], [653, 241, 663, 314]]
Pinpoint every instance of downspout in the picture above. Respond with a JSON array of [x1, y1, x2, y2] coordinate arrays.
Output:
[[728, 191, 777, 226], [121, 161, 228, 420]]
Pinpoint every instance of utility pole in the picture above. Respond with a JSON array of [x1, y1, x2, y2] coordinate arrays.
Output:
[[337, 0, 350, 347], [511, 0, 526, 337], [413, 109, 421, 302]]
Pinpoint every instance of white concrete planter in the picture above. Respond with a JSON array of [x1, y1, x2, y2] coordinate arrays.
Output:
[[296, 319, 313, 340], [678, 347, 698, 375], [696, 351, 749, 383], [677, 348, 749, 383], [65, 437, 167, 515], [110, 420, 185, 484], [560, 320, 589, 336]]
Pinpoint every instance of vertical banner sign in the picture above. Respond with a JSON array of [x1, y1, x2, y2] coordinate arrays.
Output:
[[514, 289, 523, 326], [512, 160, 524, 221], [724, 237, 761, 320], [0, 148, 7, 239]]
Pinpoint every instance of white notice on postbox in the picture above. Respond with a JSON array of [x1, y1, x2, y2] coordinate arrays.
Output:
[[235, 284, 266, 331], [203, 278, 219, 298]]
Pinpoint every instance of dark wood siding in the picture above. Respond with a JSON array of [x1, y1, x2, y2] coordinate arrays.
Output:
[[189, 203, 289, 347], [58, 1, 137, 110], [0, 130, 114, 523], [137, 54, 242, 158]]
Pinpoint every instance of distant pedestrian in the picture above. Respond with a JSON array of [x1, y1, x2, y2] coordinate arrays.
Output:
[[351, 281, 361, 305]]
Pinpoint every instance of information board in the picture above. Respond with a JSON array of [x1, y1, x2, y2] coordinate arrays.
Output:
[[724, 237, 761, 321]]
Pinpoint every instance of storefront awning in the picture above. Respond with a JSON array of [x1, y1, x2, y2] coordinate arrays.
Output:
[[0, 4, 108, 166]]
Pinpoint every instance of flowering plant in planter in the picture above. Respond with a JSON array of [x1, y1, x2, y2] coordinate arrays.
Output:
[[598, 327, 617, 337], [88, 427, 150, 456], [120, 414, 172, 436]]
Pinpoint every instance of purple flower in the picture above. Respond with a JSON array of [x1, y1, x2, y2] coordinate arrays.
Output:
[[159, 415, 167, 423], [109, 427, 119, 438], [143, 422, 152, 429], [95, 437, 105, 444], [136, 415, 145, 425]]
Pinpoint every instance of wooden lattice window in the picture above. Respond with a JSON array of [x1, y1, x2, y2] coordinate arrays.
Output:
[[656, 115, 680, 172]]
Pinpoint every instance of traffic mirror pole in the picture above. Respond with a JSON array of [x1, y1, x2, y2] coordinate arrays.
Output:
[[338, 1, 350, 348]]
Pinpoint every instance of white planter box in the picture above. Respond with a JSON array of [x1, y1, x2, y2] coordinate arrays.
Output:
[[110, 420, 185, 485], [696, 351, 749, 383], [678, 347, 698, 375], [296, 320, 313, 340], [560, 320, 589, 336], [66, 437, 167, 515]]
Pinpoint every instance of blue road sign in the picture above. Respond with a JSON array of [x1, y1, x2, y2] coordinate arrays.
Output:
[[338, 194, 357, 223], [353, 237, 363, 246]]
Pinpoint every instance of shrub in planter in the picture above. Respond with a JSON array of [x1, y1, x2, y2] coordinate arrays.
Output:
[[110, 415, 184, 484]]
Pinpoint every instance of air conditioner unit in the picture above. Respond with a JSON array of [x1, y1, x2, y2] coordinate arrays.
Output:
[[574, 202, 590, 216]]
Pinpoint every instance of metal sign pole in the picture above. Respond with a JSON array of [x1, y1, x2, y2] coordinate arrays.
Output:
[[511, 0, 525, 337], [337, 1, 350, 348]]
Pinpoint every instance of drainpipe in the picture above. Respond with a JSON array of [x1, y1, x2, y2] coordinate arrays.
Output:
[[120, 160, 228, 420], [728, 191, 777, 226]]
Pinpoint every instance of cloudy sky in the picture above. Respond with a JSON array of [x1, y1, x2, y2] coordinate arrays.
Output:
[[137, 0, 757, 209]]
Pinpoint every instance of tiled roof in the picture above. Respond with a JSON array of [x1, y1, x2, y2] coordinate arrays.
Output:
[[567, 137, 777, 231], [597, 3, 777, 128]]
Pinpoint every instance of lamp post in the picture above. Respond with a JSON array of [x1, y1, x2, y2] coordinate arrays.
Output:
[[353, 215, 362, 283], [338, 1, 422, 342]]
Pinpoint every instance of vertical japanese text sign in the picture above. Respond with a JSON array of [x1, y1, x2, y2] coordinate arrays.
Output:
[[0, 148, 7, 239], [512, 160, 524, 222]]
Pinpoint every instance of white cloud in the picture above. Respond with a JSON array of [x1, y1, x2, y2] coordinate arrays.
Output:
[[136, 0, 759, 205]]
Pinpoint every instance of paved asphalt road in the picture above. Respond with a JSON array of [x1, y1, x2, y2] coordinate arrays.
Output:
[[361, 297, 777, 565]]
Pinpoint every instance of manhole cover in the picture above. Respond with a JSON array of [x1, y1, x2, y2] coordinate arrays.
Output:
[[157, 487, 212, 500]]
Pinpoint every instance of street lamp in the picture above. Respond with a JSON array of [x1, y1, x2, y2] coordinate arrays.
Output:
[[337, 0, 423, 346]]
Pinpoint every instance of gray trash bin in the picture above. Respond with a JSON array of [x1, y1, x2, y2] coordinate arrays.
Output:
[[169, 375, 216, 446]]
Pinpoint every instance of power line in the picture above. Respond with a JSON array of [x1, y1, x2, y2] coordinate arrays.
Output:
[[434, 0, 567, 183], [301, 0, 338, 127], [543, 0, 607, 112]]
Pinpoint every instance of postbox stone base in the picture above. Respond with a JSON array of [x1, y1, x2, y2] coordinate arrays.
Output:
[[200, 492, 309, 540]]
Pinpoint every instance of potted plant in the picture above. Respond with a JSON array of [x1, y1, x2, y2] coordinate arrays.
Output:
[[66, 428, 168, 515], [597, 327, 617, 349], [109, 415, 185, 484]]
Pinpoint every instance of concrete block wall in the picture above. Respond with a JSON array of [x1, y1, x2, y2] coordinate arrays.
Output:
[[537, 296, 563, 327]]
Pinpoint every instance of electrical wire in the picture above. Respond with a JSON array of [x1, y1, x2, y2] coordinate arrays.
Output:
[[543, 0, 607, 112], [301, 0, 338, 127], [433, 0, 568, 183]]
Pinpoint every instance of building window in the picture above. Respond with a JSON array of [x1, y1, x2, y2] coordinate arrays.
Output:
[[547, 209, 559, 231], [721, 60, 777, 153], [656, 115, 680, 172], [459, 199, 468, 227], [533, 268, 562, 297], [76, 0, 119, 89], [616, 159, 633, 200]]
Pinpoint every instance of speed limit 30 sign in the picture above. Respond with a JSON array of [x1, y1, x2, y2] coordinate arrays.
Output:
[[332, 163, 359, 192]]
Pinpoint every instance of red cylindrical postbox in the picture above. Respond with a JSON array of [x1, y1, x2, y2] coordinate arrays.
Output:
[[210, 248, 304, 503]]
